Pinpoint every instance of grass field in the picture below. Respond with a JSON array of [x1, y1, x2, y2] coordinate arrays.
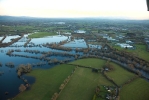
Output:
[[14, 64, 75, 100], [28, 32, 57, 38], [106, 62, 136, 85], [113, 44, 149, 61], [57, 67, 113, 100], [120, 78, 149, 100], [69, 58, 106, 68], [0, 25, 35, 35], [13, 58, 149, 100], [70, 58, 136, 85]]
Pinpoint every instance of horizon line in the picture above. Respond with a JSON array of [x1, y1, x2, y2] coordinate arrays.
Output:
[[0, 15, 149, 20]]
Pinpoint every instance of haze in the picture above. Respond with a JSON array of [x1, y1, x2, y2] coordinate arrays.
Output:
[[0, 0, 149, 19]]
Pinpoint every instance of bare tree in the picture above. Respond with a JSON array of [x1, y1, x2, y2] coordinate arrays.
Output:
[[19, 84, 26, 92]]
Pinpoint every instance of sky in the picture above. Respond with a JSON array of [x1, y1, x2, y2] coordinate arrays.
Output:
[[0, 0, 149, 19]]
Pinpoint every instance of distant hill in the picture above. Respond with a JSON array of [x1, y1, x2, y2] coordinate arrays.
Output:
[[0, 15, 149, 22]]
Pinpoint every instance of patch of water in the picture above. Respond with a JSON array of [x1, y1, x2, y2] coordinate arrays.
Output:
[[30, 35, 68, 44], [0, 37, 3, 40], [63, 39, 87, 48], [2, 35, 20, 43]]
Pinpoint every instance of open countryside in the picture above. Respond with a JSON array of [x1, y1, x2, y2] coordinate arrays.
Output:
[[0, 16, 149, 100]]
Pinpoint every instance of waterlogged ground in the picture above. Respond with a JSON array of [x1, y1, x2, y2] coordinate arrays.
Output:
[[0, 35, 86, 100], [63, 39, 87, 48]]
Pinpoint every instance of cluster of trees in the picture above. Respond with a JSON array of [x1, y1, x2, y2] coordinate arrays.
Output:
[[24, 49, 40, 54], [5, 62, 15, 68], [6, 49, 14, 55], [59, 39, 68, 45], [43, 43, 72, 51], [24, 38, 31, 47], [17, 64, 32, 77], [43, 51, 79, 58], [84, 44, 149, 74], [48, 58, 71, 65], [51, 93, 59, 100], [19, 84, 26, 92], [59, 76, 71, 90], [18, 83, 30, 92], [103, 60, 114, 71]]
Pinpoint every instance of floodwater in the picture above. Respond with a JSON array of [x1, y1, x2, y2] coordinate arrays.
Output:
[[2, 35, 20, 43], [30, 35, 68, 44], [0, 35, 77, 100], [63, 39, 87, 48], [0, 34, 149, 100]]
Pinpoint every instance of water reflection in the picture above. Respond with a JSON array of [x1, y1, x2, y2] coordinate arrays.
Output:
[[63, 39, 87, 48], [31, 35, 68, 44], [2, 35, 20, 43]]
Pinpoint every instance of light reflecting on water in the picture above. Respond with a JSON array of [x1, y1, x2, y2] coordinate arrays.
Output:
[[2, 35, 20, 43], [63, 39, 87, 48], [30, 35, 68, 44], [0, 35, 71, 100]]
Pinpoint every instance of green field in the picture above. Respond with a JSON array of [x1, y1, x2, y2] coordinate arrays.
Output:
[[120, 78, 149, 100], [69, 58, 106, 68], [57, 67, 113, 100], [13, 58, 149, 100], [14, 64, 75, 100], [106, 62, 136, 85], [0, 25, 35, 35], [28, 32, 57, 38], [113, 44, 149, 61]]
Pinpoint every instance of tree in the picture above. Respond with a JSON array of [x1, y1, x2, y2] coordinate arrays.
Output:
[[19, 84, 26, 92]]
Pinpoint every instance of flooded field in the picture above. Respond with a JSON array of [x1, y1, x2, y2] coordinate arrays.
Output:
[[0, 35, 86, 100]]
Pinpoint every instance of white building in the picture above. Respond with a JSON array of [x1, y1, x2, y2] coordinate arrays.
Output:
[[116, 43, 133, 48]]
